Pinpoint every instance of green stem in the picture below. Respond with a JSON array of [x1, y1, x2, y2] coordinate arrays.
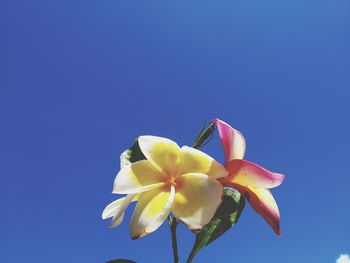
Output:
[[169, 217, 180, 263], [186, 250, 196, 263]]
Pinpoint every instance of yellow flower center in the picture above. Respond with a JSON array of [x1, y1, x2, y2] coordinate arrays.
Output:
[[163, 174, 181, 190], [169, 175, 177, 187]]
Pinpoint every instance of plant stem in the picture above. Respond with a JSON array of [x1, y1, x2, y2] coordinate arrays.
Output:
[[169, 217, 180, 263], [186, 253, 195, 263]]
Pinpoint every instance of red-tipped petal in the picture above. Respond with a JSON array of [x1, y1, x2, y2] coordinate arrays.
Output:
[[246, 186, 281, 236], [220, 180, 281, 236], [213, 119, 246, 164], [226, 159, 285, 189]]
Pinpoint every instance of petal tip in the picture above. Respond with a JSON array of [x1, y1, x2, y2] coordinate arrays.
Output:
[[131, 231, 146, 240], [102, 213, 107, 220], [131, 235, 139, 240], [272, 173, 285, 188], [212, 118, 219, 124], [279, 173, 286, 182]]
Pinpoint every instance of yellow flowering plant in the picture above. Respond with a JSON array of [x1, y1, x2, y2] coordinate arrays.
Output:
[[102, 119, 284, 263]]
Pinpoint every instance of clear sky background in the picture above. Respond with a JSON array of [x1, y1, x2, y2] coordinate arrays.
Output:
[[1, 0, 349, 262]]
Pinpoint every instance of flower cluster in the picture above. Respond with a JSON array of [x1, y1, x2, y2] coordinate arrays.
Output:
[[102, 119, 284, 239]]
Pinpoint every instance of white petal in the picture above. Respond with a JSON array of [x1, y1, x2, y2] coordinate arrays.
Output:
[[102, 194, 138, 228], [172, 173, 223, 230], [113, 160, 165, 194], [178, 146, 229, 178], [138, 136, 180, 174], [130, 186, 175, 239]]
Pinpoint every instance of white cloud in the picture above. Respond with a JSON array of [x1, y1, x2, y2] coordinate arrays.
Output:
[[337, 254, 350, 263]]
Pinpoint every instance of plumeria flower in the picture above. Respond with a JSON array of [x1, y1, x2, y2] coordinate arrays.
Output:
[[213, 119, 285, 236], [102, 136, 229, 239]]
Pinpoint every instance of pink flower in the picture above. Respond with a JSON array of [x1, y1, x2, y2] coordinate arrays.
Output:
[[213, 119, 285, 236]]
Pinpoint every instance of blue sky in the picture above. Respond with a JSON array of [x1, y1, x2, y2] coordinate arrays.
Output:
[[1, 0, 349, 262]]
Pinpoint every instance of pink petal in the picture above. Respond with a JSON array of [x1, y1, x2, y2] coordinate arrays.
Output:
[[213, 119, 246, 163], [220, 181, 281, 236], [245, 186, 281, 236], [226, 159, 285, 189]]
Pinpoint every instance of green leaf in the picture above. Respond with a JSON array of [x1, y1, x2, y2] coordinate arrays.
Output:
[[187, 188, 246, 263], [120, 139, 146, 168], [192, 122, 216, 149]]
